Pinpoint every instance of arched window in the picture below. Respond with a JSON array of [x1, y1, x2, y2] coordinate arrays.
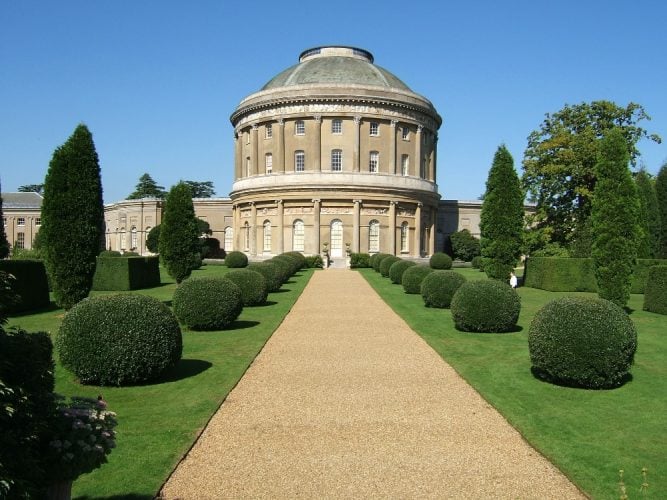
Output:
[[293, 219, 304, 252], [400, 222, 409, 253], [330, 219, 343, 257], [369, 151, 379, 173], [331, 149, 342, 172], [130, 226, 138, 250], [263, 220, 272, 252], [224, 226, 233, 251], [120, 227, 126, 251], [244, 222, 250, 251], [294, 150, 305, 172], [369, 220, 380, 253]]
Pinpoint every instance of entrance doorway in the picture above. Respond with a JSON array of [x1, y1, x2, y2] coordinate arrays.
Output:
[[330, 219, 343, 258]]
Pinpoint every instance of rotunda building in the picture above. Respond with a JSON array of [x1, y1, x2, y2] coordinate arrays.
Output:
[[230, 46, 442, 258]]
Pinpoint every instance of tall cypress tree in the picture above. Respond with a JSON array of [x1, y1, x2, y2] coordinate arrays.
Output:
[[635, 168, 661, 258], [480, 145, 525, 280], [591, 128, 640, 307], [0, 180, 10, 259], [158, 182, 200, 283], [656, 162, 667, 258], [41, 124, 104, 309]]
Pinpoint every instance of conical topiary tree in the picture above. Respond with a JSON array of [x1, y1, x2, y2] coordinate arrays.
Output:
[[158, 182, 201, 283], [480, 145, 525, 280], [656, 162, 667, 258], [591, 128, 641, 308], [634, 168, 661, 258], [0, 180, 10, 259], [41, 124, 104, 309]]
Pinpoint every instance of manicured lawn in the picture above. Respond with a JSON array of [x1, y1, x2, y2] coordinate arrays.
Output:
[[360, 267, 666, 499], [7, 265, 314, 499]]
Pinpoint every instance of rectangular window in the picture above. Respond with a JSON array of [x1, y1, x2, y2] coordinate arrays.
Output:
[[295, 120, 305, 135], [295, 151, 305, 172], [370, 122, 379, 136], [401, 154, 409, 176], [35, 217, 41, 226], [400, 224, 409, 253], [17, 217, 25, 226], [246, 157, 251, 177], [369, 221, 380, 253], [16, 232, 25, 249], [263, 222, 271, 252], [331, 149, 342, 172], [369, 151, 379, 173], [402, 126, 410, 140], [265, 153, 273, 174], [246, 132, 250, 144], [265, 124, 273, 138], [331, 119, 342, 134]]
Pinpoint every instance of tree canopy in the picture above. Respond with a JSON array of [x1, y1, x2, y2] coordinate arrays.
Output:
[[184, 180, 215, 198], [18, 184, 44, 195], [127, 173, 166, 199], [522, 101, 660, 251]]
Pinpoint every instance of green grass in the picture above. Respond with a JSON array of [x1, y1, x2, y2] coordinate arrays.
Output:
[[360, 267, 666, 499], [7, 265, 314, 499]]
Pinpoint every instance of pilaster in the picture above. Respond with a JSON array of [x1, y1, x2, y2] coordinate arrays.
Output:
[[353, 199, 362, 253], [353, 115, 361, 172], [414, 202, 422, 257], [276, 199, 284, 254], [276, 118, 285, 173], [250, 124, 259, 176], [313, 115, 322, 172], [312, 199, 321, 254]]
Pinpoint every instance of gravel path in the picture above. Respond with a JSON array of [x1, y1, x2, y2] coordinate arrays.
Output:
[[161, 269, 585, 499]]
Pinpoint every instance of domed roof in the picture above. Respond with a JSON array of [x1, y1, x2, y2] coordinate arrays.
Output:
[[261, 46, 412, 92]]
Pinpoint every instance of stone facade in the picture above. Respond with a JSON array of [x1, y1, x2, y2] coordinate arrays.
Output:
[[1, 192, 42, 251]]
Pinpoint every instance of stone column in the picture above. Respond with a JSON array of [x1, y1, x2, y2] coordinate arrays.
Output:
[[415, 125, 423, 178], [276, 118, 285, 173], [234, 132, 241, 180], [313, 115, 322, 172], [389, 120, 398, 174], [389, 201, 397, 255], [353, 115, 361, 172], [250, 124, 259, 176], [431, 133, 438, 182], [250, 202, 257, 256], [312, 199, 321, 254], [353, 199, 361, 253], [429, 207, 436, 255], [414, 202, 422, 257], [232, 205, 238, 251], [276, 199, 284, 254]]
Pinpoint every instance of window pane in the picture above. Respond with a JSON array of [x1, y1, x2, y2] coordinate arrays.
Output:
[[265, 124, 272, 138], [370, 122, 379, 136], [293, 220, 304, 251], [265, 153, 273, 174], [295, 120, 305, 135], [263, 221, 271, 252], [295, 151, 305, 172], [331, 149, 342, 172], [369, 220, 380, 253], [332, 119, 342, 134], [400, 223, 409, 252], [224, 227, 233, 250], [401, 154, 409, 176], [369, 151, 379, 173]]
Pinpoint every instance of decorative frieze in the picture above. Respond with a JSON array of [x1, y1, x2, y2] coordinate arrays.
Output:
[[259, 208, 277, 216], [321, 207, 353, 215], [361, 208, 388, 215], [240, 210, 251, 218], [398, 208, 416, 217], [284, 207, 313, 215]]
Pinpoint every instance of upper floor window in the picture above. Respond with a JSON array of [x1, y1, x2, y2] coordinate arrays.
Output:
[[295, 150, 305, 172], [401, 154, 409, 176], [402, 126, 410, 140], [265, 123, 273, 139], [265, 153, 273, 174], [369, 151, 379, 173], [331, 149, 342, 172], [331, 119, 342, 134], [369, 122, 379, 136], [295, 120, 305, 135], [35, 217, 41, 226], [246, 132, 250, 144], [17, 217, 25, 226]]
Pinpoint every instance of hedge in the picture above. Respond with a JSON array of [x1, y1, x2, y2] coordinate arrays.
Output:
[[389, 259, 416, 284], [401, 265, 433, 294], [92, 256, 160, 291], [631, 259, 667, 293], [172, 277, 243, 330], [224, 269, 268, 306], [429, 252, 453, 270], [450, 280, 521, 332], [224, 251, 248, 268], [644, 265, 667, 314], [0, 260, 50, 313], [421, 270, 467, 308], [379, 256, 400, 277], [350, 253, 371, 268]]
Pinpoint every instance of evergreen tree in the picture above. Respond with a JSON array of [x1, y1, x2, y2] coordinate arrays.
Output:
[[591, 128, 640, 308], [0, 180, 10, 259], [158, 182, 201, 283], [127, 173, 166, 199], [634, 168, 661, 258], [41, 124, 104, 309], [656, 162, 667, 258], [480, 145, 525, 280]]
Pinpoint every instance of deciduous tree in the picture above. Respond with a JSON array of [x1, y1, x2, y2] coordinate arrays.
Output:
[[591, 128, 640, 308], [449, 229, 480, 262]]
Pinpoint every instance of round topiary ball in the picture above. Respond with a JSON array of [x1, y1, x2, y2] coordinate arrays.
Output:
[[529, 296, 637, 388], [269, 257, 292, 283], [379, 256, 400, 277], [389, 260, 416, 284], [282, 251, 307, 270], [56, 294, 182, 386], [224, 251, 248, 268], [450, 280, 520, 332], [224, 269, 268, 306], [247, 262, 282, 293], [372, 253, 391, 272], [429, 252, 453, 270], [421, 270, 467, 308], [173, 277, 243, 330], [402, 265, 433, 294], [274, 254, 300, 275], [471, 256, 484, 270]]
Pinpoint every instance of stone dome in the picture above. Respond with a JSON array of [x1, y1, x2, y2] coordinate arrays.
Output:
[[261, 46, 411, 92]]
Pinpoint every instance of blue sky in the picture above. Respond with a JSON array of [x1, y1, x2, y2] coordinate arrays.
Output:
[[1, 0, 665, 203]]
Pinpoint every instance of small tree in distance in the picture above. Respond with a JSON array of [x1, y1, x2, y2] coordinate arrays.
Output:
[[158, 182, 201, 283], [480, 145, 525, 280], [449, 229, 480, 262], [591, 127, 640, 308], [656, 162, 667, 258], [127, 173, 166, 199]]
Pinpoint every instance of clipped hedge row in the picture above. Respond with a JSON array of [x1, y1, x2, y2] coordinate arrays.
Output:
[[224, 269, 268, 306], [379, 256, 400, 277], [421, 270, 466, 308], [350, 253, 371, 268], [401, 265, 433, 294], [247, 262, 282, 292], [0, 259, 50, 313], [389, 260, 415, 284], [92, 256, 160, 291], [371, 253, 392, 272], [224, 251, 248, 268], [644, 265, 667, 315], [450, 280, 520, 332], [173, 277, 243, 330], [631, 259, 667, 293]]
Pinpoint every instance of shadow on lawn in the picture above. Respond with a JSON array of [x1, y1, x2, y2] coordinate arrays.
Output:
[[76, 495, 153, 500], [160, 359, 213, 383], [228, 320, 260, 330], [250, 300, 277, 308]]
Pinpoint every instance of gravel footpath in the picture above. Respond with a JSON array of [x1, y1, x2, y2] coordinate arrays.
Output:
[[160, 269, 585, 499]]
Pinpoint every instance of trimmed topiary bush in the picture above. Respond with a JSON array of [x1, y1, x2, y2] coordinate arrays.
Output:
[[471, 256, 484, 270], [99, 250, 122, 257], [173, 277, 243, 330], [421, 270, 467, 308], [247, 262, 282, 292], [389, 259, 415, 284], [371, 253, 391, 272], [379, 255, 400, 277], [271, 256, 297, 279], [275, 254, 300, 275], [529, 296, 637, 388], [644, 265, 667, 314], [224, 269, 268, 306], [350, 252, 371, 268], [224, 251, 248, 268], [430, 252, 453, 270], [57, 294, 182, 385], [305, 254, 324, 268], [282, 251, 307, 270], [0, 260, 50, 313], [450, 280, 520, 332], [92, 256, 160, 291], [401, 265, 433, 294]]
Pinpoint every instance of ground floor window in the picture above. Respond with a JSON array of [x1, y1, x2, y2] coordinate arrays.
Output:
[[224, 226, 233, 250], [400, 222, 409, 253], [244, 222, 250, 251], [130, 226, 138, 250], [293, 220, 304, 251], [263, 221, 271, 252], [369, 220, 380, 253]]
